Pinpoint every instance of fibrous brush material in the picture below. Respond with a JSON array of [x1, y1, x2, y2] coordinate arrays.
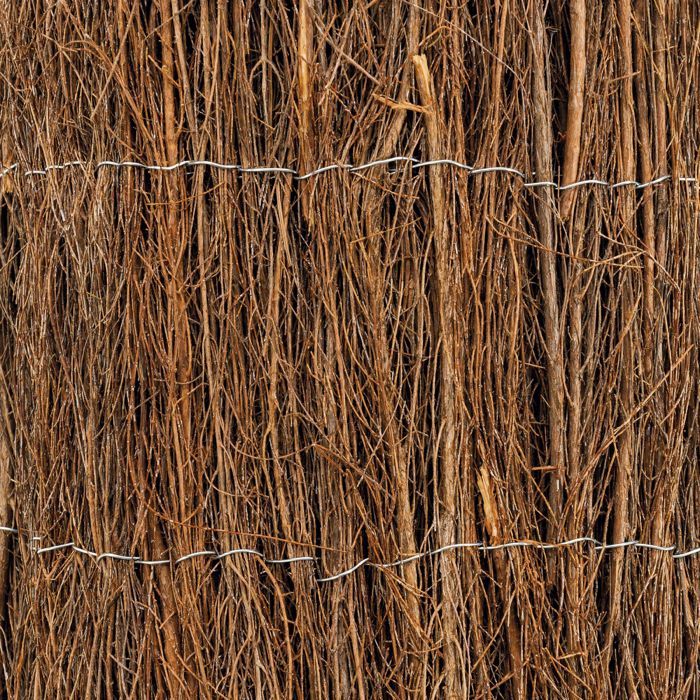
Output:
[[0, 1, 699, 698]]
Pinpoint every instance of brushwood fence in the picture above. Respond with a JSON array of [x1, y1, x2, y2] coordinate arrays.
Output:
[[0, 1, 699, 697]]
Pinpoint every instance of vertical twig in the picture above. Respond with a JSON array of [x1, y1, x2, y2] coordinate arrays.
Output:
[[155, 1, 187, 692], [413, 53, 461, 700], [298, 0, 314, 223], [561, 3, 586, 685], [560, 0, 586, 220], [606, 0, 636, 677], [530, 0, 566, 546], [0, 379, 11, 629]]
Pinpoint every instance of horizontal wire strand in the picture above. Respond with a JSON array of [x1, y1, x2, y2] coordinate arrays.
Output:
[[0, 157, 695, 191], [2, 526, 697, 580]]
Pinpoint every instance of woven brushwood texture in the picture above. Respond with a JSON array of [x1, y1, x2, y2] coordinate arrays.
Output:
[[0, 1, 699, 698]]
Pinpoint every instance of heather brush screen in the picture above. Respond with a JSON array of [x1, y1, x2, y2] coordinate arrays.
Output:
[[0, 1, 699, 698]]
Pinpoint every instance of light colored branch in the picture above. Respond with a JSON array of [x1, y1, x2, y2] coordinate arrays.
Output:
[[560, 0, 586, 220]]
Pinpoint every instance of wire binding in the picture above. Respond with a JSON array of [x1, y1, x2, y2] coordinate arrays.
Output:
[[2, 526, 697, 581], [216, 548, 264, 561], [318, 558, 370, 583], [0, 158, 694, 191], [35, 542, 74, 554]]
